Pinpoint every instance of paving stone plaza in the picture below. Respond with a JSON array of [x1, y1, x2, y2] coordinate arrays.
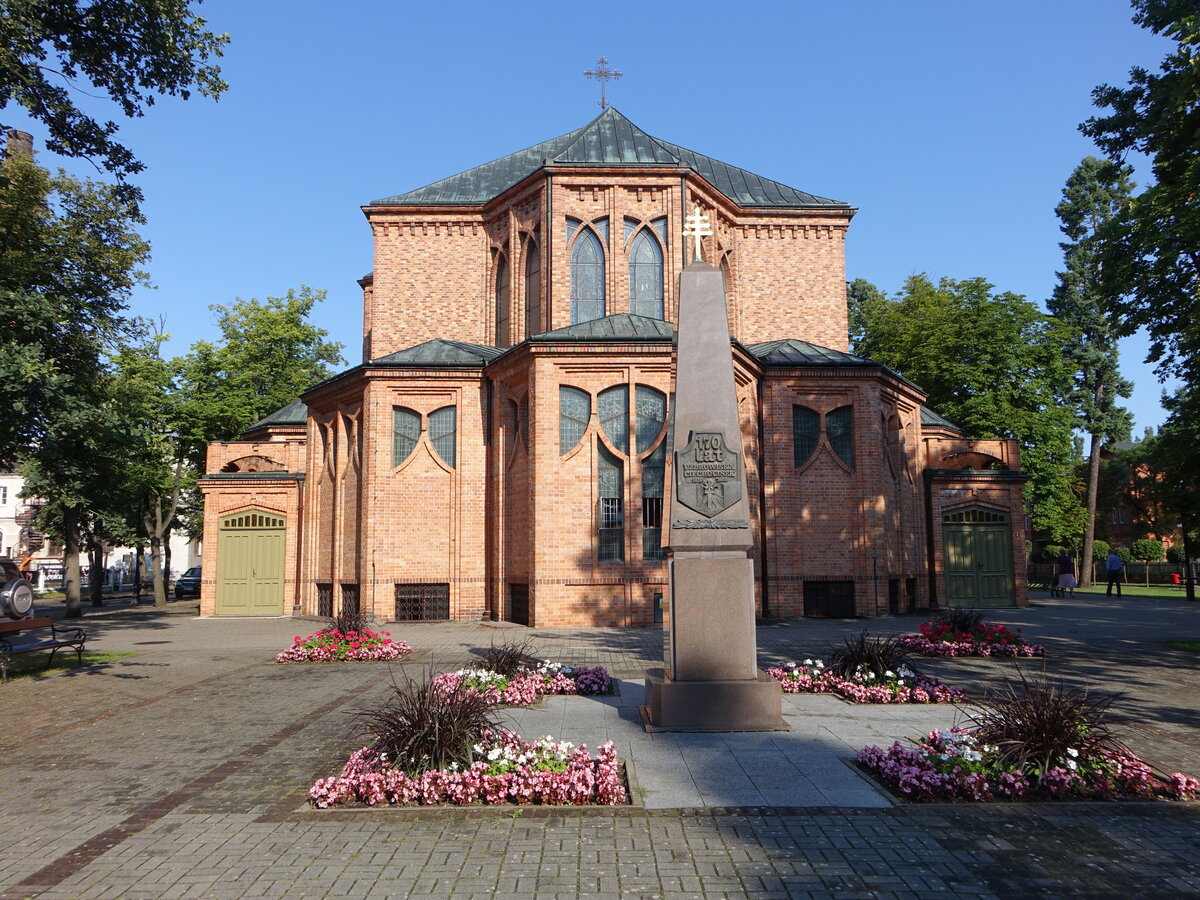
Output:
[[3, 593, 1200, 898]]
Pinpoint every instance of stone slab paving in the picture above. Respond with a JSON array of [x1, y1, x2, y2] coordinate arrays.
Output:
[[0, 593, 1198, 897]]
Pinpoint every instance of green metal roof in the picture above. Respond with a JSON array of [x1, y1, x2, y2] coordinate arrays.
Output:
[[746, 339, 880, 368], [371, 338, 503, 367], [371, 107, 848, 210], [245, 399, 308, 431], [920, 407, 966, 433], [528, 314, 675, 343]]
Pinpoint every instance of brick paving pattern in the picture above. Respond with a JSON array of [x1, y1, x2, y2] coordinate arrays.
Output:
[[0, 592, 1198, 897]]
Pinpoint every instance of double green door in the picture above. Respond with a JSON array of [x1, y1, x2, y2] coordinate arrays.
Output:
[[943, 507, 1013, 607], [216, 511, 285, 615]]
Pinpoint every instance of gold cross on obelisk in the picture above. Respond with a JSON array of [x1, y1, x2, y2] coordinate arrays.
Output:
[[682, 206, 713, 263], [583, 57, 622, 109]]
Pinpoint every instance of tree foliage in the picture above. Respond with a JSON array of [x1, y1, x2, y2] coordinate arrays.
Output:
[[0, 149, 149, 467], [1080, 0, 1200, 397], [851, 274, 1083, 542], [0, 0, 228, 198], [1049, 156, 1136, 583], [173, 288, 344, 466]]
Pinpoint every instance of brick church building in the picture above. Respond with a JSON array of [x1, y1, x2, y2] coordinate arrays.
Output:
[[199, 108, 1028, 625]]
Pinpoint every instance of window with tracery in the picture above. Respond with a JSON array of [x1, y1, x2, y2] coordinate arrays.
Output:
[[629, 229, 664, 319], [570, 228, 606, 324], [392, 407, 420, 466]]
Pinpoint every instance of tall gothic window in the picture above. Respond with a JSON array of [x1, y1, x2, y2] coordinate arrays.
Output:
[[637, 386, 668, 560], [392, 407, 420, 467], [598, 444, 624, 561], [524, 240, 540, 337], [570, 228, 605, 324], [559, 386, 590, 455], [629, 229, 664, 319], [429, 406, 457, 468], [494, 253, 510, 347]]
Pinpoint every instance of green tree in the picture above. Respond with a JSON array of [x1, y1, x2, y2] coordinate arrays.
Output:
[[846, 277, 889, 356], [1130, 537, 1165, 587], [853, 274, 1083, 542], [0, 0, 228, 202], [0, 148, 149, 468], [1081, 1, 1200, 409], [1148, 389, 1200, 600], [1049, 156, 1136, 585], [173, 288, 344, 464]]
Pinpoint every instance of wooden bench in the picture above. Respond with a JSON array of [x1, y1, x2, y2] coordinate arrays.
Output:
[[0, 617, 87, 683]]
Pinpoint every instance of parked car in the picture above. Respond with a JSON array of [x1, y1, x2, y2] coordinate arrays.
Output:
[[174, 566, 201, 599]]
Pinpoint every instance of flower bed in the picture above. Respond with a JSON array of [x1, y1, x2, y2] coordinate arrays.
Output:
[[431, 661, 611, 707], [276, 627, 411, 663], [859, 727, 1199, 802], [898, 619, 1044, 657], [309, 730, 626, 808], [766, 660, 966, 704]]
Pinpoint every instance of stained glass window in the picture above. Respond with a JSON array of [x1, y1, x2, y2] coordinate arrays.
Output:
[[565, 217, 580, 242], [559, 387, 590, 455], [641, 442, 666, 560], [598, 444, 624, 562], [623, 216, 638, 242], [793, 406, 818, 468], [571, 228, 606, 324], [495, 253, 510, 347], [594, 216, 609, 245], [828, 406, 854, 467], [392, 407, 420, 467], [524, 240, 540, 337], [635, 386, 666, 453], [598, 384, 629, 455], [651, 216, 668, 246], [429, 406, 456, 468], [629, 230, 664, 319]]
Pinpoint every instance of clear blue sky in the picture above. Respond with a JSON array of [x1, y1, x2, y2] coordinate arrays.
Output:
[[9, 0, 1178, 432]]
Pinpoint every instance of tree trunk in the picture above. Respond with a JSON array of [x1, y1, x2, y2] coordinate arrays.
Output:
[[1183, 519, 1197, 603], [148, 534, 166, 608], [88, 544, 104, 606], [163, 527, 172, 596], [133, 547, 142, 602], [1080, 433, 1103, 587], [63, 506, 82, 618]]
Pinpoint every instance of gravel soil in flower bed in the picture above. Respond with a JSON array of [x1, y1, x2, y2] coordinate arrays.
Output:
[[276, 626, 412, 663], [898, 618, 1045, 658], [858, 729, 1199, 803], [309, 731, 628, 809], [767, 661, 967, 704]]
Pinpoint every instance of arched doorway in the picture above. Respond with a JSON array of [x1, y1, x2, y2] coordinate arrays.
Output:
[[215, 510, 286, 615], [942, 506, 1014, 607]]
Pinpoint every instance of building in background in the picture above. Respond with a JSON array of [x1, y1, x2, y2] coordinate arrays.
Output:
[[200, 109, 1028, 625]]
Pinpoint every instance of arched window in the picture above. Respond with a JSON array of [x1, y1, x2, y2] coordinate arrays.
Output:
[[494, 253, 510, 347], [559, 386, 590, 454], [598, 384, 629, 454], [524, 240, 540, 337], [392, 407, 420, 467], [827, 406, 854, 467], [793, 406, 819, 468], [429, 406, 456, 468], [629, 229, 664, 319], [570, 228, 605, 324], [635, 386, 666, 454]]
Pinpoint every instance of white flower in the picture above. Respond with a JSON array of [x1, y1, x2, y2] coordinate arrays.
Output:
[[803, 659, 813, 666], [487, 748, 502, 761], [1067, 747, 1079, 758], [885, 670, 895, 678], [1067, 759, 1078, 771]]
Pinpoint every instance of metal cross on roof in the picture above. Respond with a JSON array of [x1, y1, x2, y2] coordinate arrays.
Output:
[[682, 206, 713, 263], [583, 57, 622, 109]]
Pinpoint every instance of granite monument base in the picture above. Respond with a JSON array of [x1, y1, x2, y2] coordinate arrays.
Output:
[[641, 668, 786, 732]]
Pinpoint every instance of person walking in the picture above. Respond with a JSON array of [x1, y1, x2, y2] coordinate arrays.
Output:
[[1057, 550, 1077, 599], [1105, 549, 1124, 598]]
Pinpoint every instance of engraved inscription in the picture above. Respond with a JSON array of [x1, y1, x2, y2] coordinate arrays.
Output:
[[675, 431, 742, 517], [671, 518, 750, 529]]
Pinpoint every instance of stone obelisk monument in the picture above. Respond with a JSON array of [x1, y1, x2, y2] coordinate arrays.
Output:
[[642, 208, 784, 731]]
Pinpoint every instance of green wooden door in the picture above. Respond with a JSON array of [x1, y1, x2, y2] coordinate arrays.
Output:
[[942, 507, 1014, 607], [216, 511, 286, 615]]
